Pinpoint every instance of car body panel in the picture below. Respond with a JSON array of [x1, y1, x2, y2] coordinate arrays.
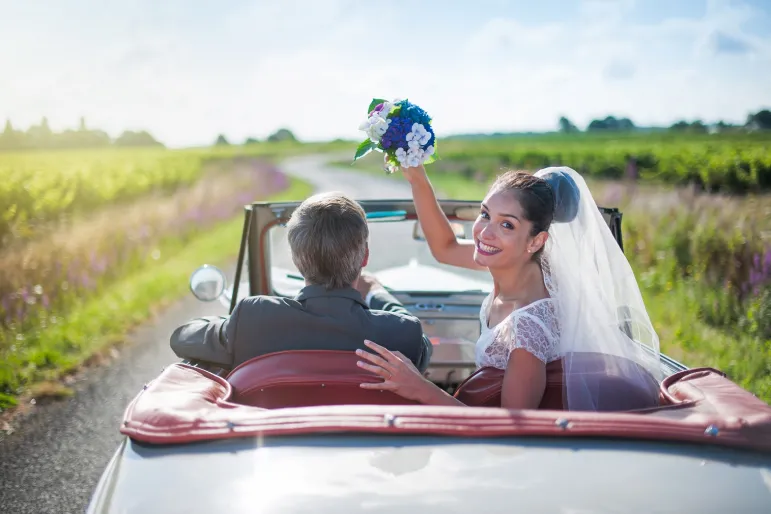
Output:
[[88, 435, 771, 513]]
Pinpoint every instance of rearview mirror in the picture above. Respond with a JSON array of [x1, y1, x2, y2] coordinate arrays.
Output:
[[413, 221, 468, 242], [190, 265, 227, 302]]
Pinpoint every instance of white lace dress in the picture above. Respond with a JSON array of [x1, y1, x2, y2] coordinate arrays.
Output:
[[475, 294, 561, 369]]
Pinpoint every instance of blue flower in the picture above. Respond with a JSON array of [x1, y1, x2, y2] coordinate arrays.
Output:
[[398, 101, 432, 125], [381, 116, 413, 150]]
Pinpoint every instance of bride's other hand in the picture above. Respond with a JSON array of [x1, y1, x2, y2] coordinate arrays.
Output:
[[356, 340, 432, 402]]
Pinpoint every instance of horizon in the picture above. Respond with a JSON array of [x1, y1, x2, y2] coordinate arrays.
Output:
[[1, 0, 769, 147]]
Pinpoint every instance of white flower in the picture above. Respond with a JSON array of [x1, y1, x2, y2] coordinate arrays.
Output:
[[407, 138, 421, 150], [359, 115, 391, 143], [423, 145, 435, 158], [395, 148, 408, 165], [405, 147, 425, 168], [373, 101, 394, 117], [406, 123, 432, 148]]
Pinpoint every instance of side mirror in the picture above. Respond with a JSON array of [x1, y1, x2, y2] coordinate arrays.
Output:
[[413, 221, 467, 242], [190, 265, 227, 302]]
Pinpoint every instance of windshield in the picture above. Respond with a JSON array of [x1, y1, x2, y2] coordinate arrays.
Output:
[[269, 218, 493, 297]]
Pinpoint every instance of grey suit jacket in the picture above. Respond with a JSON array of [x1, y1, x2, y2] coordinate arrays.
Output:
[[170, 285, 433, 372]]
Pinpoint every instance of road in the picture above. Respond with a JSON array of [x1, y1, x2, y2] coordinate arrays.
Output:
[[0, 154, 488, 514]]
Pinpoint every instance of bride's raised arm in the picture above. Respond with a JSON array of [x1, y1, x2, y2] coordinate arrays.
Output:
[[401, 164, 486, 271]]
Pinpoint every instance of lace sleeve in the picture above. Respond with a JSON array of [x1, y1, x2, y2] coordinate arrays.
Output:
[[495, 303, 560, 365]]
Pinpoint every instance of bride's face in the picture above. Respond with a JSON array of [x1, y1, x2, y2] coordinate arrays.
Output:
[[472, 190, 535, 268]]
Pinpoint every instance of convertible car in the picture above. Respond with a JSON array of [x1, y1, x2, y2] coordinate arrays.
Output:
[[87, 199, 771, 513]]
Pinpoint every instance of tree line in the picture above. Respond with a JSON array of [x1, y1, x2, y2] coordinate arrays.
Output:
[[0, 117, 163, 151], [558, 109, 771, 134], [213, 128, 298, 146]]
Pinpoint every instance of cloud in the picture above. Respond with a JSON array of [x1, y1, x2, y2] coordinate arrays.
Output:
[[603, 61, 636, 80], [709, 31, 753, 54], [1, 0, 770, 145]]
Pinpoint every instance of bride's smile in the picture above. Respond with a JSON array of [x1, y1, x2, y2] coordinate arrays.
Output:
[[475, 240, 501, 255]]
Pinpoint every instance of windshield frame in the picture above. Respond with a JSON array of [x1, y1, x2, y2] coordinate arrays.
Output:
[[230, 199, 625, 314]]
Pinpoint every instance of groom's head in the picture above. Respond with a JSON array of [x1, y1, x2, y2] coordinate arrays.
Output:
[[287, 191, 369, 290]]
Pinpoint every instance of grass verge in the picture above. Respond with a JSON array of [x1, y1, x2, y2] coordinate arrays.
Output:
[[0, 177, 313, 411]]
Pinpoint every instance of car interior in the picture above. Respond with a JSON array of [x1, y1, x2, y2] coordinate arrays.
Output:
[[182, 199, 687, 414], [119, 199, 771, 454]]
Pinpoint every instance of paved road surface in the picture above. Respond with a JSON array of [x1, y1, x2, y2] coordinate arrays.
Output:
[[0, 155, 487, 514]]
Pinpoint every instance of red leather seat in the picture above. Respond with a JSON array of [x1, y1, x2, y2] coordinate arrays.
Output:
[[454, 352, 661, 411], [226, 350, 419, 408]]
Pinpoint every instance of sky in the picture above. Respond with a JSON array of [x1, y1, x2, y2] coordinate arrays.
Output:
[[0, 0, 769, 147]]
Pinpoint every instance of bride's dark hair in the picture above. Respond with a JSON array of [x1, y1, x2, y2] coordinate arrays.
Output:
[[489, 170, 555, 259]]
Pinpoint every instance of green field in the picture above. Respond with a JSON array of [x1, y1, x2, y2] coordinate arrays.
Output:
[[347, 133, 771, 402], [0, 140, 346, 249], [2, 133, 769, 409], [428, 132, 771, 193], [0, 143, 324, 409]]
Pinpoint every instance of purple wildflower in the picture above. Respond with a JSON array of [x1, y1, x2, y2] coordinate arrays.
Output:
[[94, 256, 107, 274], [80, 272, 94, 290]]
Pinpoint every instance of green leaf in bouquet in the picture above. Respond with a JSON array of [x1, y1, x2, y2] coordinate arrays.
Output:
[[368, 98, 388, 113], [353, 139, 377, 162], [424, 146, 440, 165]]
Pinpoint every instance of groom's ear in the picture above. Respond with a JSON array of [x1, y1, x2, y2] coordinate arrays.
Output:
[[362, 243, 369, 267]]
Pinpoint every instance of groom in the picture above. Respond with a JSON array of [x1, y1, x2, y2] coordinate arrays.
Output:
[[170, 191, 433, 371]]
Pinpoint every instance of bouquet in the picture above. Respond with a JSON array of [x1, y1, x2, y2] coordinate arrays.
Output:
[[352, 98, 437, 174]]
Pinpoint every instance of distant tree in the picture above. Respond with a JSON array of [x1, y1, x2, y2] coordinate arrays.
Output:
[[267, 128, 297, 142], [0, 119, 19, 150], [714, 121, 739, 133], [38, 117, 51, 134], [0, 118, 165, 151], [26, 117, 53, 148], [214, 134, 230, 146], [114, 130, 164, 147], [690, 120, 708, 133], [617, 117, 635, 131], [558, 116, 579, 133], [587, 116, 636, 132], [670, 121, 690, 131], [244, 137, 260, 145], [746, 109, 771, 130], [58, 128, 111, 148], [670, 120, 708, 133], [587, 117, 611, 131]]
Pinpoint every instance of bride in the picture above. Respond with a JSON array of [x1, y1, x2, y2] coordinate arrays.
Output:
[[355, 163, 664, 411]]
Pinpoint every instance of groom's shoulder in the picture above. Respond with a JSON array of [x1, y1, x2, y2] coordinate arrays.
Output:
[[231, 294, 298, 314], [366, 306, 423, 335]]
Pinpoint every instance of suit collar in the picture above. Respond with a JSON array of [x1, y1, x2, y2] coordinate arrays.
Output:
[[295, 285, 368, 307]]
